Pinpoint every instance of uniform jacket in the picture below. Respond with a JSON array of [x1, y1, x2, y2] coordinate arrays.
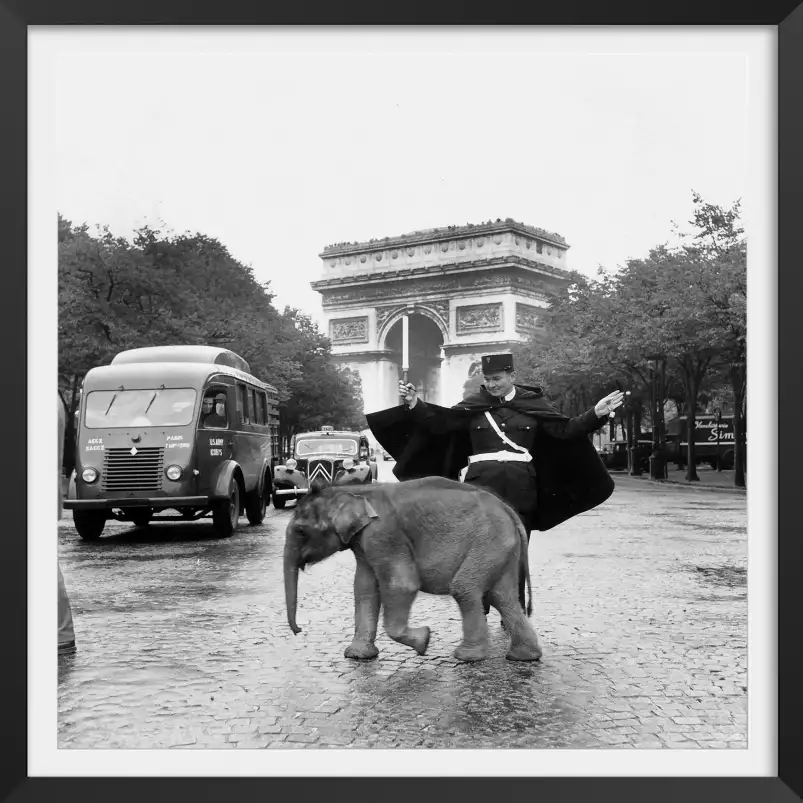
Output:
[[366, 384, 615, 532]]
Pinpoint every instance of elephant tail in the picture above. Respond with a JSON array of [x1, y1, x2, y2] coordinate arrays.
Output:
[[509, 507, 532, 617]]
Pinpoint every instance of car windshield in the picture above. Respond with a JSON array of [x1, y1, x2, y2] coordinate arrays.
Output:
[[295, 438, 358, 456], [85, 388, 197, 428]]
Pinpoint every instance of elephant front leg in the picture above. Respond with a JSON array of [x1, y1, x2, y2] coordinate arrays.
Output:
[[344, 557, 380, 660], [381, 586, 430, 656]]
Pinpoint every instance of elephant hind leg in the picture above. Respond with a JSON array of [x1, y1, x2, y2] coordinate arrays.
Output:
[[450, 566, 493, 662], [487, 577, 542, 662], [381, 586, 430, 656]]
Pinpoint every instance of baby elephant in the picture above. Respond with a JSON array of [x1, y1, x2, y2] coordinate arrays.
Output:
[[283, 477, 542, 662]]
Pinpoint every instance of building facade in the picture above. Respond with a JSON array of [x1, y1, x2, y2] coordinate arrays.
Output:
[[311, 219, 573, 414]]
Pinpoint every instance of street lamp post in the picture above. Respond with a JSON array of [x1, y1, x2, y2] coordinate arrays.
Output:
[[646, 354, 667, 480], [626, 394, 641, 476], [715, 407, 722, 471], [659, 356, 668, 479]]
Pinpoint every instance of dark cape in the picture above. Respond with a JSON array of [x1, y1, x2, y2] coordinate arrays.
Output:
[[366, 384, 615, 532]]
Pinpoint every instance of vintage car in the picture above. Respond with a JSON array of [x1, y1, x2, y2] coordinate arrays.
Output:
[[64, 345, 280, 540], [598, 438, 653, 472], [272, 426, 377, 508]]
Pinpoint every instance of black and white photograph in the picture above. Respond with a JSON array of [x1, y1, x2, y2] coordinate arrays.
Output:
[[22, 22, 780, 782]]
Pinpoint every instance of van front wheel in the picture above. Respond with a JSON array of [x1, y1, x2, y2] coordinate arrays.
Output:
[[212, 478, 240, 538], [74, 510, 106, 541]]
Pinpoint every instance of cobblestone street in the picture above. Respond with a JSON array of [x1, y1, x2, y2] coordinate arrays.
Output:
[[57, 469, 747, 749]]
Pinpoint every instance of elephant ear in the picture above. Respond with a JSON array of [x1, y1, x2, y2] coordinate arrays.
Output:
[[331, 494, 379, 545]]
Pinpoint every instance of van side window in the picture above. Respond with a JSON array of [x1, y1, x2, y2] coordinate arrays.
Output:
[[201, 389, 229, 429], [237, 383, 249, 424], [247, 388, 257, 424], [257, 392, 268, 425]]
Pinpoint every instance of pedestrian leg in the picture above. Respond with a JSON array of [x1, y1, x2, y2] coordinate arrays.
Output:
[[58, 563, 76, 654]]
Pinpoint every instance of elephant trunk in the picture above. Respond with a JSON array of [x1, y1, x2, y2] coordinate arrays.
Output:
[[283, 538, 302, 635]]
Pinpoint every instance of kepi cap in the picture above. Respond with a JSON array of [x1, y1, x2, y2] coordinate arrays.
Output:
[[481, 353, 514, 373]]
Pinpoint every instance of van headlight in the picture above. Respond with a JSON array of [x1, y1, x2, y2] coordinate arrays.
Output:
[[285, 458, 297, 471], [342, 458, 354, 470], [165, 465, 183, 481], [81, 467, 99, 483]]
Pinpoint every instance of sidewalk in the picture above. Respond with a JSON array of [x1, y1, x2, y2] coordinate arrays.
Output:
[[612, 467, 746, 494]]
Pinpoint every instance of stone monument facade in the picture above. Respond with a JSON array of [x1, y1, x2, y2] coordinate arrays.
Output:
[[311, 219, 573, 414]]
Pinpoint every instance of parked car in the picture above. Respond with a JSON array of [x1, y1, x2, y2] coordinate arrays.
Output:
[[272, 427, 377, 508], [598, 438, 652, 472]]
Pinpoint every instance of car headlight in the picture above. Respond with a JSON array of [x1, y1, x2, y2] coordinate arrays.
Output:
[[165, 465, 183, 481], [286, 458, 298, 470], [342, 458, 354, 470], [81, 467, 99, 483]]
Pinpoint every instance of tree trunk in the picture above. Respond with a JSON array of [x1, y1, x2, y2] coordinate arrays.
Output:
[[634, 401, 643, 443], [626, 407, 634, 473], [679, 355, 711, 482], [730, 362, 746, 488]]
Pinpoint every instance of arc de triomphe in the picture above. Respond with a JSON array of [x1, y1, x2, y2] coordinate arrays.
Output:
[[311, 219, 572, 415]]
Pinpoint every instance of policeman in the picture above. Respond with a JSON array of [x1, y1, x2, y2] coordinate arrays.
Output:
[[395, 353, 624, 612], [202, 392, 228, 429]]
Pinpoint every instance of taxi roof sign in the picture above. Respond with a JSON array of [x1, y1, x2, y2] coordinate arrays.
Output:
[[321, 426, 334, 433]]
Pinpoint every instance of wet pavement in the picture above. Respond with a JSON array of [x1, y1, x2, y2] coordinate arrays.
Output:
[[57, 469, 747, 749]]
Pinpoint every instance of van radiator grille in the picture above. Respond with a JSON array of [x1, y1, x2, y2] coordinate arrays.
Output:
[[102, 447, 164, 493]]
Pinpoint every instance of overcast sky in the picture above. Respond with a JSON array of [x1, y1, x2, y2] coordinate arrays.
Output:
[[46, 29, 750, 327]]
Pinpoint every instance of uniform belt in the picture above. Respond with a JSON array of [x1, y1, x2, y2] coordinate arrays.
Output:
[[468, 450, 532, 464]]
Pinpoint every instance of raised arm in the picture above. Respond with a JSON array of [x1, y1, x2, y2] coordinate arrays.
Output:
[[539, 390, 626, 440], [397, 380, 469, 433]]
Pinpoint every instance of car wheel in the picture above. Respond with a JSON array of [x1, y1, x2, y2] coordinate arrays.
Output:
[[73, 510, 106, 541], [245, 476, 269, 525], [212, 478, 240, 538], [272, 493, 286, 510]]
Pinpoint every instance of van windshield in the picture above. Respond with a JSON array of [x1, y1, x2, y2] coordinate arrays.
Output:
[[296, 439, 358, 456], [85, 388, 197, 428]]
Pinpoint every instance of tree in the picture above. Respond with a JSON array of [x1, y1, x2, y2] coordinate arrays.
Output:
[[685, 193, 746, 486], [58, 217, 304, 470]]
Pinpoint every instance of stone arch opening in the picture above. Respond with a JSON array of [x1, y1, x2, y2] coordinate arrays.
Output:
[[385, 313, 444, 405]]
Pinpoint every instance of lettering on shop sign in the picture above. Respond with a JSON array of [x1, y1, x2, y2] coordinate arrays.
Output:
[[210, 448, 223, 456], [694, 420, 734, 442]]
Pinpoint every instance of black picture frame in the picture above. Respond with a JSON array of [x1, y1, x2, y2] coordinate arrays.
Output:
[[1, 1, 798, 801]]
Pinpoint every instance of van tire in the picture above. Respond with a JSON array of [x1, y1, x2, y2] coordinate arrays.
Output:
[[212, 478, 240, 538], [245, 477, 269, 525], [129, 509, 152, 528], [74, 510, 106, 541], [272, 493, 286, 509]]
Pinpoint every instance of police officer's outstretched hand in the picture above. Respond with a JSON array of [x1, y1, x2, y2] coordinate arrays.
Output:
[[594, 390, 626, 418], [398, 380, 418, 408]]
